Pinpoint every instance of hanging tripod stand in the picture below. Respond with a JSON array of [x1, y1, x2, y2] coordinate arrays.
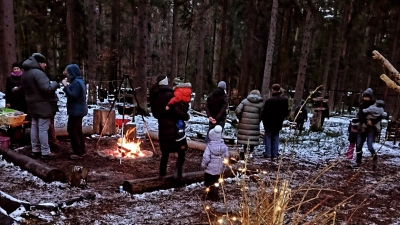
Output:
[[95, 74, 158, 157]]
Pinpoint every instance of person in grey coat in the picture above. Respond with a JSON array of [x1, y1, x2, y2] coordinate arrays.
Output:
[[21, 53, 59, 159], [235, 89, 263, 160], [201, 125, 229, 201]]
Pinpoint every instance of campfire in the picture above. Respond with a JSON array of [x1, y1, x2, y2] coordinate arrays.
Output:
[[99, 125, 153, 161]]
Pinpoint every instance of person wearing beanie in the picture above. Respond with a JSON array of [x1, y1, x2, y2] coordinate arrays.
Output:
[[261, 83, 289, 160], [353, 99, 387, 168], [235, 89, 264, 160], [21, 53, 59, 159], [149, 75, 190, 178], [5, 62, 28, 149], [165, 83, 192, 141], [353, 87, 377, 168], [62, 64, 88, 160], [204, 81, 229, 143], [201, 125, 229, 201]]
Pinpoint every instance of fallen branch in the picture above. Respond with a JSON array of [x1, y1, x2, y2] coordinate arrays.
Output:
[[380, 74, 400, 93], [372, 50, 400, 85]]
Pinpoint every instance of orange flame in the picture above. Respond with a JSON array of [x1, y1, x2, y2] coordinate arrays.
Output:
[[110, 128, 144, 158]]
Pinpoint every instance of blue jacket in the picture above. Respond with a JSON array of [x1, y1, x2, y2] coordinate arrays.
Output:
[[63, 64, 88, 117]]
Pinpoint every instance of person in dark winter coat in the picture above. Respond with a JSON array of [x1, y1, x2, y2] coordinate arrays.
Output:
[[201, 125, 229, 201], [6, 62, 27, 113], [21, 53, 59, 159], [347, 118, 359, 159], [150, 75, 190, 178], [294, 100, 308, 134], [204, 81, 229, 143], [62, 64, 88, 160], [354, 88, 378, 168], [235, 89, 263, 160], [261, 84, 289, 159]]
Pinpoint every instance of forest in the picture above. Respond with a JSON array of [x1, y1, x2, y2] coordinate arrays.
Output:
[[1, 0, 400, 118]]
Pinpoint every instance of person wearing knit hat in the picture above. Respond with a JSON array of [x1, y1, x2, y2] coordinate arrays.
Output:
[[204, 81, 229, 143], [5, 62, 27, 149], [201, 125, 229, 201], [149, 74, 190, 178], [353, 87, 377, 168], [21, 53, 59, 159], [261, 83, 289, 160]]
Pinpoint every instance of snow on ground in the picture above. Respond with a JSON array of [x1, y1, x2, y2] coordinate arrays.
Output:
[[1, 91, 400, 224]]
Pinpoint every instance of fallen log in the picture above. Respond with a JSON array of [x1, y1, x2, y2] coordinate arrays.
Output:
[[0, 149, 66, 182], [148, 130, 207, 150], [191, 110, 238, 125], [54, 126, 93, 137], [123, 169, 236, 194]]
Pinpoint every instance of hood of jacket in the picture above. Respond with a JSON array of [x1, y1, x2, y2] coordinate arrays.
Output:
[[208, 140, 226, 156], [66, 64, 82, 81], [246, 93, 263, 103], [22, 56, 42, 71]]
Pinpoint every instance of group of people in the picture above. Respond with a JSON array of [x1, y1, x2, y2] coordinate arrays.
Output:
[[5, 53, 88, 160]]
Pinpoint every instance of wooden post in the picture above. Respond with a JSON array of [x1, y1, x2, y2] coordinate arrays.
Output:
[[93, 109, 116, 135], [0, 148, 66, 182]]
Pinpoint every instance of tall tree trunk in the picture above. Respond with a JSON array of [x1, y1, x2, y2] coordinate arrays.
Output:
[[293, 2, 315, 108], [261, 0, 279, 100], [109, 0, 120, 92], [211, 3, 221, 85], [136, 0, 148, 109], [277, 2, 292, 88], [193, 1, 206, 111], [170, 0, 180, 83], [218, 0, 228, 82], [239, 0, 256, 100], [321, 31, 334, 97], [0, 0, 17, 91], [87, 0, 97, 105], [66, 0, 75, 63]]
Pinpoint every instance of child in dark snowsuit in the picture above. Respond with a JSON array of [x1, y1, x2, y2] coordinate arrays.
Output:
[[347, 118, 359, 159], [165, 83, 192, 141], [201, 125, 229, 201]]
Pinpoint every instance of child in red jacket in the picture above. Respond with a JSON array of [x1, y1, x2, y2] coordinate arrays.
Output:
[[166, 83, 192, 141]]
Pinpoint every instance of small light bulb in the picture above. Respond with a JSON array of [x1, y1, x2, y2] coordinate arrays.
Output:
[[205, 206, 210, 210], [232, 217, 237, 221], [277, 206, 281, 211], [223, 158, 229, 164], [274, 188, 278, 193], [218, 178, 223, 183], [214, 183, 220, 187], [205, 187, 210, 192], [218, 218, 223, 223]]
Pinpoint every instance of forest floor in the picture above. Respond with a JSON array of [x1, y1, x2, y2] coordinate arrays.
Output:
[[1, 130, 400, 224]]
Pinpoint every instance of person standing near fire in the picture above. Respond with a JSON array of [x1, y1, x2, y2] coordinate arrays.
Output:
[[150, 75, 190, 179], [62, 64, 88, 160]]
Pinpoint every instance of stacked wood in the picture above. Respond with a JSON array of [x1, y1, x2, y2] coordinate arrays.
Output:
[[93, 109, 116, 135], [0, 149, 66, 182]]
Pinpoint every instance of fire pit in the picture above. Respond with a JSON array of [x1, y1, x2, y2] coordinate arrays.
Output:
[[97, 129, 153, 162]]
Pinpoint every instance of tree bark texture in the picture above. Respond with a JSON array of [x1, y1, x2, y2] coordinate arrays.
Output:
[[0, 0, 17, 92], [218, 0, 228, 82], [170, 0, 180, 83], [136, 0, 148, 110], [66, 0, 75, 63], [261, 0, 279, 99], [193, 2, 206, 111], [321, 31, 333, 98], [293, 3, 315, 109], [277, 2, 292, 87], [87, 0, 98, 105], [0, 148, 66, 182]]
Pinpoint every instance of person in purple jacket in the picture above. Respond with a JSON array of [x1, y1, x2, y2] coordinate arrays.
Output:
[[201, 125, 229, 201]]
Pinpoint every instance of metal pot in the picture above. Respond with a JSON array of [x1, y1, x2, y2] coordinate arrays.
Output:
[[116, 103, 135, 115]]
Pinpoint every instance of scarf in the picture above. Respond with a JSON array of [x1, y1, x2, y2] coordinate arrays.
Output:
[[158, 76, 168, 86], [11, 71, 23, 76]]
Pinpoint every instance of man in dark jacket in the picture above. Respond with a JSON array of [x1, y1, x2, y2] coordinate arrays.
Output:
[[21, 53, 59, 159], [261, 84, 289, 159], [204, 81, 229, 143]]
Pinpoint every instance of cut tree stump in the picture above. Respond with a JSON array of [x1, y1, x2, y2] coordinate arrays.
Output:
[[0, 148, 66, 182], [123, 169, 236, 194], [93, 109, 116, 135]]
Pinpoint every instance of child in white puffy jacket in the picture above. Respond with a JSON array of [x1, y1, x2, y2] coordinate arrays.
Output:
[[201, 125, 229, 201]]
